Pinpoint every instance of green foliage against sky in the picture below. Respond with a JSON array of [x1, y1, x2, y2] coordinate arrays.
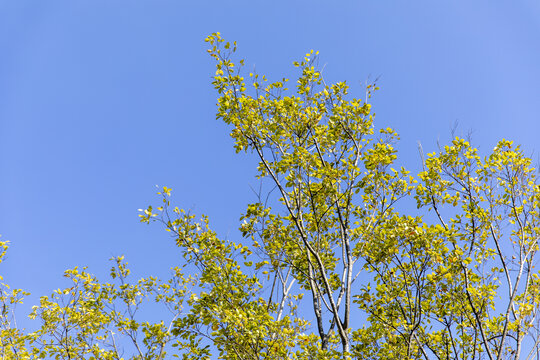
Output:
[[2, 34, 540, 359]]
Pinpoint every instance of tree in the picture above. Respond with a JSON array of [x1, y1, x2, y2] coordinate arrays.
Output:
[[2, 32, 540, 359]]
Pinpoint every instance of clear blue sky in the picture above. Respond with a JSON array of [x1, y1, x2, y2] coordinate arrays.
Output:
[[1, 1, 540, 326]]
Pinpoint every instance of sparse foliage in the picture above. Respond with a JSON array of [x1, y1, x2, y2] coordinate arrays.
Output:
[[1, 33, 540, 359]]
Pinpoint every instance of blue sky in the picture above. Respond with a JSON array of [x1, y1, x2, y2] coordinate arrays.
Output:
[[1, 1, 540, 328]]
